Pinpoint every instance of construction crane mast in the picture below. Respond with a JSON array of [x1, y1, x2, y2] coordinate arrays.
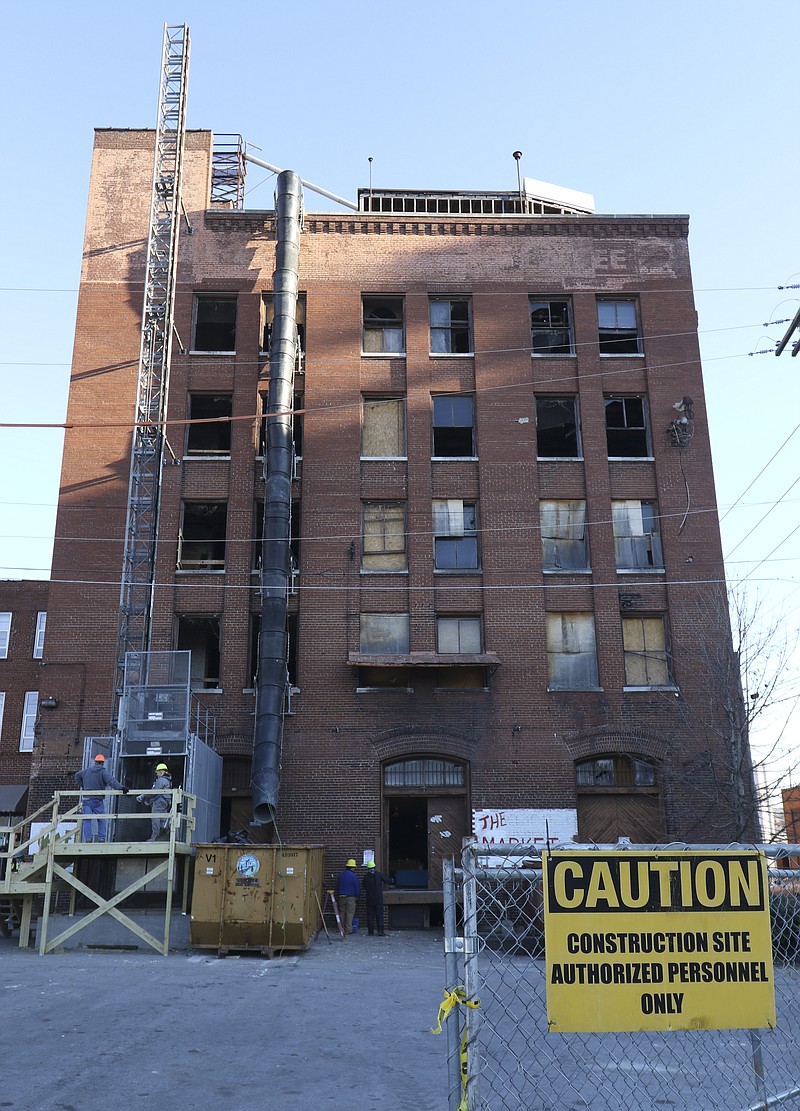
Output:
[[114, 24, 190, 706]]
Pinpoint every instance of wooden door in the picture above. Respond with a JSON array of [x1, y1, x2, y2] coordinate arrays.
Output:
[[577, 793, 665, 843], [427, 796, 468, 889]]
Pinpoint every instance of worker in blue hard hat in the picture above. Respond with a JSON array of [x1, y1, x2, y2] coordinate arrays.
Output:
[[336, 858, 361, 934]]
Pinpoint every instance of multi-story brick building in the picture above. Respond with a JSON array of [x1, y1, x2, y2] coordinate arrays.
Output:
[[0, 580, 48, 823], [23, 128, 754, 910]]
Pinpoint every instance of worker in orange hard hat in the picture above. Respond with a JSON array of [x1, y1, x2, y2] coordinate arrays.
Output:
[[136, 762, 173, 842], [336, 858, 361, 934], [74, 753, 128, 843]]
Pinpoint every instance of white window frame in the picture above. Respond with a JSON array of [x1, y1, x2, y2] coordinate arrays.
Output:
[[597, 298, 642, 356], [530, 298, 574, 356], [429, 297, 473, 355], [362, 296, 405, 355], [0, 692, 5, 741], [0, 612, 11, 659], [19, 691, 38, 752], [33, 612, 47, 659], [546, 613, 600, 691]]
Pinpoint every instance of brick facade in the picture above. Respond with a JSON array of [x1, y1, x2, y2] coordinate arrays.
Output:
[[22, 129, 754, 877], [0, 580, 48, 814]]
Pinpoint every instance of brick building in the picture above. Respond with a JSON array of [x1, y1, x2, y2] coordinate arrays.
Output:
[[23, 128, 754, 904], [0, 580, 48, 822]]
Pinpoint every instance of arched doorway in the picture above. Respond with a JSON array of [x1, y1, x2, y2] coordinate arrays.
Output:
[[575, 754, 666, 842], [382, 757, 469, 895]]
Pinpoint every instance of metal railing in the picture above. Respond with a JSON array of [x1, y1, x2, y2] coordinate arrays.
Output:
[[442, 842, 800, 1111]]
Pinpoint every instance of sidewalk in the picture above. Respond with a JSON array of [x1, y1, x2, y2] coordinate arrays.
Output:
[[1, 928, 449, 1111]]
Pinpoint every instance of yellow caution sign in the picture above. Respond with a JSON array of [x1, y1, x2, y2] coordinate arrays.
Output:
[[543, 850, 776, 1032]]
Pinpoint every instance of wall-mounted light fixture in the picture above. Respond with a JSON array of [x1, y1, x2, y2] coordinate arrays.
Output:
[[40, 696, 59, 710]]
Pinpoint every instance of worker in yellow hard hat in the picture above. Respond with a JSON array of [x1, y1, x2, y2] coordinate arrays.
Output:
[[336, 857, 361, 934], [136, 762, 173, 842], [363, 860, 394, 936]]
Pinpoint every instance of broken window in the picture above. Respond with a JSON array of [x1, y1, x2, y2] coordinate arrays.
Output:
[[535, 397, 580, 458], [597, 299, 641, 355], [546, 612, 599, 690], [622, 615, 672, 687], [540, 501, 589, 571], [362, 296, 405, 354], [612, 500, 663, 569], [576, 755, 656, 787], [432, 395, 475, 457], [192, 294, 237, 352], [605, 396, 650, 457], [19, 691, 38, 752], [261, 294, 306, 367], [177, 503, 227, 571], [186, 394, 232, 456], [0, 612, 10, 659], [362, 502, 407, 572], [436, 616, 482, 654], [33, 612, 46, 659], [430, 297, 472, 354], [433, 500, 479, 571], [176, 616, 221, 690], [359, 613, 410, 654], [530, 298, 574, 355], [361, 397, 406, 458], [433, 667, 488, 690]]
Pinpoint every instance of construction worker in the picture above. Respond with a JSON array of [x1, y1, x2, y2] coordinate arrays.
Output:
[[336, 858, 361, 934], [137, 763, 173, 842], [75, 754, 127, 843], [363, 860, 393, 936]]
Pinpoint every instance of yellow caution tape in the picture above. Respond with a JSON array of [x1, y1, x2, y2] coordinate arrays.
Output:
[[431, 987, 480, 1111]]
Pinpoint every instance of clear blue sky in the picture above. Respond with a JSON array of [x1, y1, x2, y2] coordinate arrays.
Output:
[[2, 1, 799, 806]]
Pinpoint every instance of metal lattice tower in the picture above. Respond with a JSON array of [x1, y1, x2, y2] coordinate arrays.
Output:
[[115, 24, 190, 700]]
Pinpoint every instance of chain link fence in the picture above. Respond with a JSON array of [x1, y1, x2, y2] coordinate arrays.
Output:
[[441, 843, 800, 1111]]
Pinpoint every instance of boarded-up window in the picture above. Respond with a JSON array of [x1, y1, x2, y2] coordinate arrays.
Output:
[[362, 503, 407, 571], [546, 612, 599, 690], [436, 616, 482, 654], [612, 500, 663, 569], [540, 500, 588, 570], [622, 615, 671, 687], [360, 614, 410, 654], [362, 398, 405, 457]]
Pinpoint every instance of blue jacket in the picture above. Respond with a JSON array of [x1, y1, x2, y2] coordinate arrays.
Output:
[[75, 764, 123, 800], [337, 868, 361, 898]]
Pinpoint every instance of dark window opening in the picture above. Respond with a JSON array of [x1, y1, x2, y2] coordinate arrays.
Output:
[[433, 666, 488, 690], [598, 299, 641, 355], [193, 295, 237, 352], [176, 616, 221, 690], [430, 298, 472, 354], [432, 395, 475, 457], [536, 397, 580, 457], [258, 392, 303, 469], [530, 299, 573, 355], [177, 503, 227, 571], [357, 666, 412, 690], [186, 394, 232, 456], [605, 396, 649, 457], [388, 798, 428, 885], [362, 297, 405, 354], [252, 499, 300, 581]]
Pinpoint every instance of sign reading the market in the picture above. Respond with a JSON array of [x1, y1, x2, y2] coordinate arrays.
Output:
[[543, 851, 776, 1032]]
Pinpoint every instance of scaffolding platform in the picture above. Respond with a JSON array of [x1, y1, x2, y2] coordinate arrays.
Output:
[[1, 790, 196, 955]]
